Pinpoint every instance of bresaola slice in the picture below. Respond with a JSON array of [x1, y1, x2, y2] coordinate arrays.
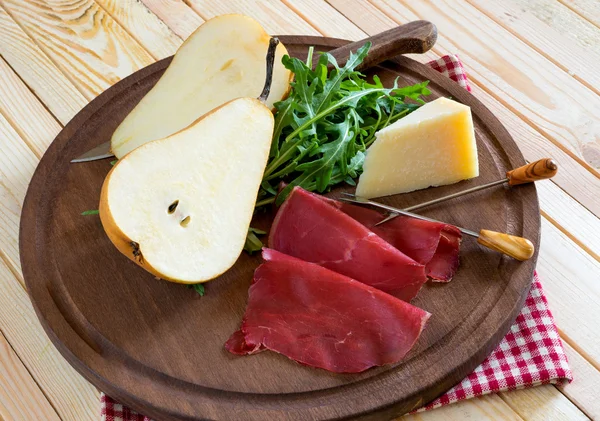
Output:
[[226, 249, 431, 373], [424, 230, 462, 282], [324, 198, 462, 282], [269, 187, 427, 301]]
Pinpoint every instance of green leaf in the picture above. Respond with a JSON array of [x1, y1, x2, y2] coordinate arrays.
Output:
[[260, 43, 431, 207], [110, 159, 117, 166], [244, 227, 266, 254], [314, 42, 370, 114], [188, 283, 205, 296], [248, 227, 267, 235], [81, 210, 99, 215]]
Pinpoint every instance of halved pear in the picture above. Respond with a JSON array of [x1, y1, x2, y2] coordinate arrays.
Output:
[[100, 97, 274, 283], [110, 14, 291, 159]]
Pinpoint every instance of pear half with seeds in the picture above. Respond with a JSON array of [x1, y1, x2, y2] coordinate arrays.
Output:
[[110, 14, 292, 159], [99, 39, 280, 284]]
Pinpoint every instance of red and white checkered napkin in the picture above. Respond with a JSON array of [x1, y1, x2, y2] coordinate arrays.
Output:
[[100, 55, 572, 420], [415, 272, 572, 412]]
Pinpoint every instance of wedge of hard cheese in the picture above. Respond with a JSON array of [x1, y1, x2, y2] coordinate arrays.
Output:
[[356, 97, 478, 198]]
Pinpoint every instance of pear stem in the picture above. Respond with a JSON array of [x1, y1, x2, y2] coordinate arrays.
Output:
[[258, 37, 279, 103]]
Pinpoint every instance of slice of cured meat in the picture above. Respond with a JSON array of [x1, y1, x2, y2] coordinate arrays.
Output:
[[269, 187, 427, 301], [225, 249, 431, 373], [320, 197, 462, 282]]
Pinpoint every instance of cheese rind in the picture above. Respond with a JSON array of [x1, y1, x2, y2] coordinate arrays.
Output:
[[356, 97, 478, 198]]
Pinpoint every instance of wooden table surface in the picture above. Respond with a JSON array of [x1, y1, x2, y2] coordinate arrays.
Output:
[[0, 1, 598, 420]]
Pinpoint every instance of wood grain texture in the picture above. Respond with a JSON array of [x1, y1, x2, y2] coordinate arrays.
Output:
[[510, 0, 600, 52], [0, 57, 62, 157], [466, 0, 600, 94], [466, 83, 600, 218], [559, 342, 600, 420], [369, 0, 600, 169], [537, 218, 600, 368], [329, 22, 438, 71], [477, 230, 535, 262], [0, 331, 61, 421], [326, 0, 440, 63], [141, 0, 203, 39], [186, 0, 319, 35], [19, 36, 539, 421], [0, 65, 98, 420], [0, 0, 154, 100], [95, 0, 183, 59], [402, 394, 523, 420], [0, 257, 98, 421], [0, 112, 38, 275], [537, 180, 600, 261], [499, 384, 589, 421], [325, 0, 600, 218], [281, 0, 365, 39], [558, 0, 600, 28], [507, 159, 557, 186], [0, 5, 87, 124]]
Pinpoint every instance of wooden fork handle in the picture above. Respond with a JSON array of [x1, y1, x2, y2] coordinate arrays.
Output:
[[507, 158, 558, 186], [477, 230, 535, 261], [318, 21, 438, 71]]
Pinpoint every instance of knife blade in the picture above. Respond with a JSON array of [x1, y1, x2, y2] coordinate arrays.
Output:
[[339, 194, 535, 261], [71, 22, 437, 163], [70, 141, 113, 163]]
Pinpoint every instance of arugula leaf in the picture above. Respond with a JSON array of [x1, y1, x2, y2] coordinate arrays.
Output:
[[188, 283, 205, 296], [244, 227, 267, 255], [257, 43, 430, 206], [81, 210, 99, 215]]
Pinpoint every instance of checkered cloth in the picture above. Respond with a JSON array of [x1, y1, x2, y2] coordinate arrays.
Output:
[[414, 272, 572, 412], [428, 54, 472, 91], [100, 55, 572, 420]]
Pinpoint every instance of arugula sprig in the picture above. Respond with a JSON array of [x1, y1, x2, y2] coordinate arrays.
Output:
[[257, 42, 431, 207]]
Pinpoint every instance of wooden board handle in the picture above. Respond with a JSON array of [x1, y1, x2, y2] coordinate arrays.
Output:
[[507, 158, 557, 186], [477, 230, 535, 261], [319, 21, 437, 71]]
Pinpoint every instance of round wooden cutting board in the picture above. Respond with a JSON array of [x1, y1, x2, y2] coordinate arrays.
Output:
[[20, 36, 539, 421]]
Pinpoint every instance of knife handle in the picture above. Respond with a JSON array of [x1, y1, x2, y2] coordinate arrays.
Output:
[[507, 158, 558, 186], [316, 21, 438, 71], [477, 230, 535, 261]]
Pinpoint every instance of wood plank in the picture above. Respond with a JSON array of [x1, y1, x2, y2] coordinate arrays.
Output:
[[95, 0, 183, 59], [0, 111, 97, 421], [402, 394, 524, 420], [0, 257, 98, 421], [0, 0, 154, 100], [326, 0, 439, 63], [510, 0, 600, 52], [537, 218, 600, 369], [536, 180, 600, 261], [0, 112, 38, 275], [467, 83, 600, 219], [185, 0, 319, 35], [558, 0, 600, 28], [559, 341, 600, 420], [368, 0, 600, 170], [0, 5, 87, 124], [0, 57, 62, 157], [466, 0, 600, 94], [325, 0, 600, 218], [140, 0, 203, 39], [499, 384, 589, 420], [281, 0, 365, 39], [0, 331, 62, 421]]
